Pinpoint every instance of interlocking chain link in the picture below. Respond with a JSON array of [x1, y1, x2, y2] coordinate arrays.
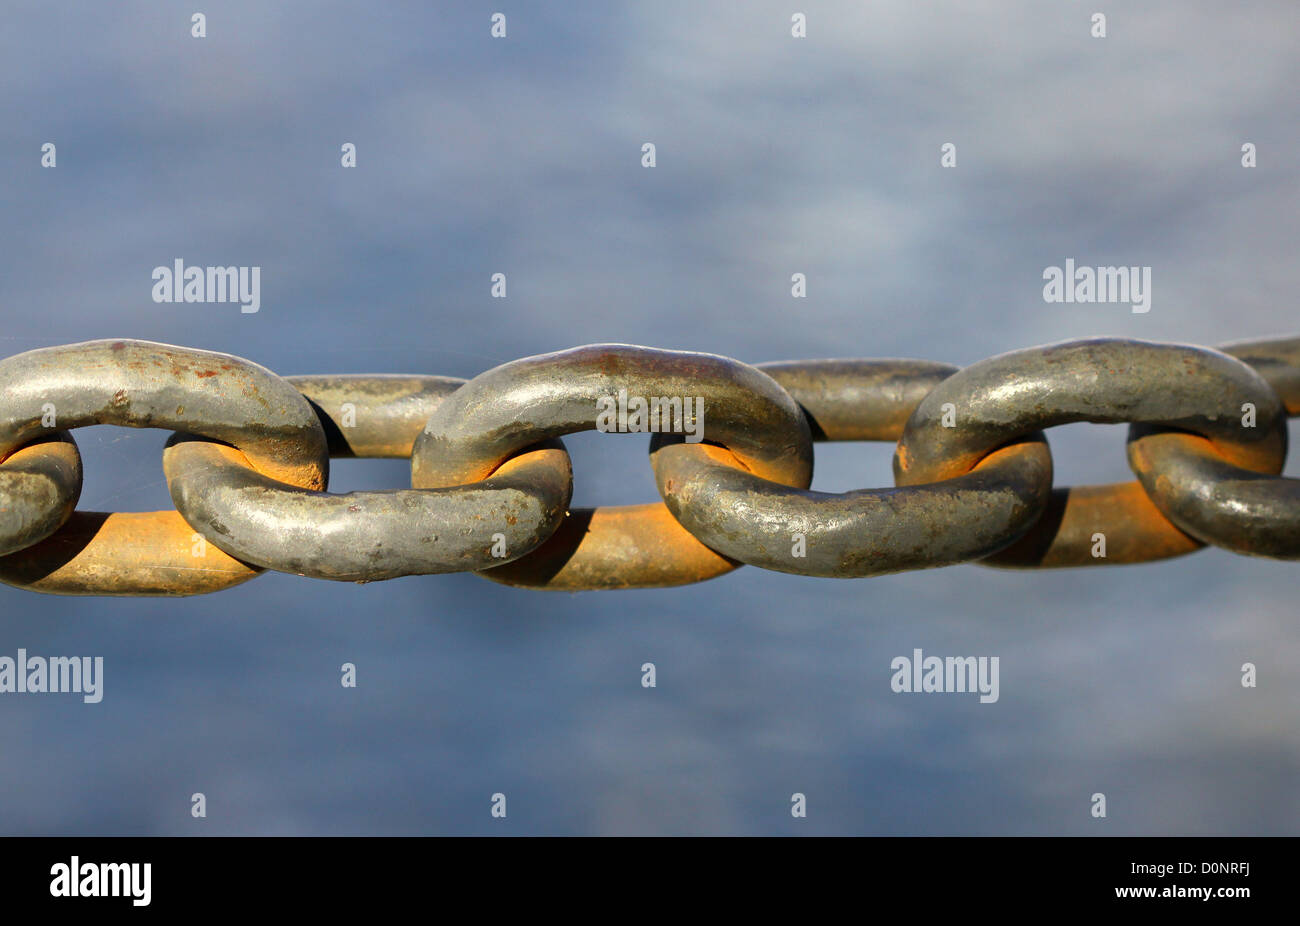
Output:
[[653, 359, 1054, 577], [412, 345, 813, 589], [897, 340, 1288, 568], [0, 340, 327, 595], [166, 375, 572, 581], [0, 336, 1295, 596]]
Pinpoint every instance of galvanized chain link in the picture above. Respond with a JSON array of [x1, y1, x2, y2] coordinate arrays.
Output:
[[166, 375, 572, 582], [0, 335, 1295, 596]]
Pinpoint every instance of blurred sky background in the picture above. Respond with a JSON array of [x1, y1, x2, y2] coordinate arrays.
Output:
[[0, 0, 1297, 834]]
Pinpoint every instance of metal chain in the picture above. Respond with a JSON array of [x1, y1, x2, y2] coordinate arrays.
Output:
[[0, 336, 1295, 596]]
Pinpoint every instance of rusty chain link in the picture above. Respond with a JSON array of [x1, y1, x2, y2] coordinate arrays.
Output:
[[0, 336, 1295, 596]]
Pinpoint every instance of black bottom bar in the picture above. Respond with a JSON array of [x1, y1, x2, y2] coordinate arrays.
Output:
[[0, 836, 1282, 913]]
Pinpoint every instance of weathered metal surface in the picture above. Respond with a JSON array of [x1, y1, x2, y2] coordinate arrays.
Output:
[[1127, 424, 1299, 559], [0, 340, 328, 595], [413, 344, 813, 589], [1221, 336, 1300, 414], [757, 359, 958, 441], [0, 336, 1295, 594], [983, 482, 1204, 567], [0, 511, 261, 596], [652, 359, 1054, 577], [0, 433, 81, 556], [288, 374, 465, 458], [1116, 336, 1300, 560], [477, 503, 740, 590], [165, 375, 573, 581], [895, 339, 1287, 568]]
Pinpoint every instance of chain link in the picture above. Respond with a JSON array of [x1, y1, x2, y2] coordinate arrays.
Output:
[[0, 340, 327, 595], [897, 339, 1289, 568], [166, 375, 572, 582], [653, 359, 1054, 577], [412, 344, 814, 589], [0, 336, 1294, 596]]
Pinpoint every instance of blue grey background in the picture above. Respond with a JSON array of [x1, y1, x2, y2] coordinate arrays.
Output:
[[1, 0, 1297, 834]]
